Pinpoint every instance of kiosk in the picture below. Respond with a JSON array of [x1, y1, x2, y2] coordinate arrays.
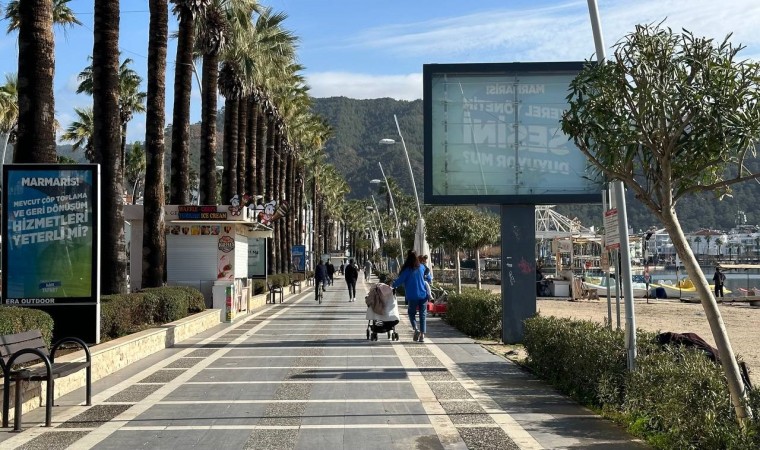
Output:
[[125, 204, 273, 323]]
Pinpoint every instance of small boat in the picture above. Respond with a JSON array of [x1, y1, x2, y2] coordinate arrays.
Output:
[[652, 279, 731, 298], [583, 276, 649, 298]]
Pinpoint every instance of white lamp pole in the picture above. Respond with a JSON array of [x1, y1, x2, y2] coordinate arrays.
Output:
[[381, 114, 429, 257], [374, 164, 403, 259]]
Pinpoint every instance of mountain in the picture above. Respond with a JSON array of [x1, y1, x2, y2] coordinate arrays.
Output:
[[311, 97, 760, 233], [49, 96, 760, 233]]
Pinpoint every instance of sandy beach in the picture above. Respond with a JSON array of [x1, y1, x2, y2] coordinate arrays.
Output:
[[536, 297, 760, 385]]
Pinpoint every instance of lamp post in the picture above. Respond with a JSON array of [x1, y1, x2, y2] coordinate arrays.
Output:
[[380, 114, 429, 257], [372, 168, 403, 262]]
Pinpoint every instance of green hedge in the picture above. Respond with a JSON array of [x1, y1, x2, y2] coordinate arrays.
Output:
[[101, 286, 206, 340], [443, 288, 501, 340], [523, 314, 760, 449], [0, 306, 54, 347]]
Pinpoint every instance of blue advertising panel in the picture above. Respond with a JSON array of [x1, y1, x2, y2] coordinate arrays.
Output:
[[292, 245, 306, 273], [2, 164, 100, 343], [424, 62, 602, 204]]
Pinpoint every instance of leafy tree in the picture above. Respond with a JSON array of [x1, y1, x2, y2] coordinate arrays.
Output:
[[426, 206, 487, 293], [562, 22, 760, 423], [465, 212, 500, 290]]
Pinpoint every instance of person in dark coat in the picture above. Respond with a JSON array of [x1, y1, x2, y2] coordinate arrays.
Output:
[[344, 258, 359, 302], [315, 260, 328, 299], [326, 260, 336, 285], [713, 267, 726, 298]]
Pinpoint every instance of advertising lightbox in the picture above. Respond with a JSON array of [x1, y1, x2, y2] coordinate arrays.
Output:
[[2, 164, 100, 343], [424, 62, 601, 204]]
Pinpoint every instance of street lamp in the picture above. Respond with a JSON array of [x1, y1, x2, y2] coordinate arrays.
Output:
[[380, 114, 429, 258], [371, 169, 403, 262]]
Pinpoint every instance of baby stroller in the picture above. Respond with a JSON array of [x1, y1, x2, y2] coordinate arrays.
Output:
[[365, 283, 400, 341]]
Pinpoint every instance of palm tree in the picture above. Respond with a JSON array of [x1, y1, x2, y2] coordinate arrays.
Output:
[[142, 0, 169, 288], [0, 73, 18, 166], [125, 142, 146, 204], [170, 0, 211, 205], [76, 57, 146, 171], [4, 0, 82, 163], [12, 0, 56, 163], [92, 0, 126, 294], [60, 106, 95, 162], [3, 0, 81, 33]]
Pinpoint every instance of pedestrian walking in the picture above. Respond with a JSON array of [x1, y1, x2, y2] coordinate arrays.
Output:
[[339, 262, 345, 275], [344, 258, 359, 302], [327, 260, 336, 286], [363, 259, 373, 281], [713, 267, 726, 298], [392, 250, 433, 343], [315, 260, 328, 299]]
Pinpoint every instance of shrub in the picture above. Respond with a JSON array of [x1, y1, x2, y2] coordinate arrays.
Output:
[[251, 280, 266, 295], [625, 347, 760, 449], [101, 294, 143, 338], [141, 287, 190, 323], [0, 306, 54, 347], [443, 288, 501, 340], [170, 286, 206, 313]]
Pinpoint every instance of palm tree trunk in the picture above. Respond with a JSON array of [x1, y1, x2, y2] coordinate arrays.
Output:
[[15, 0, 55, 163], [142, 0, 168, 288], [265, 115, 275, 201], [245, 96, 256, 196], [121, 122, 128, 178], [170, 7, 194, 205], [284, 152, 294, 272], [93, 0, 126, 295], [199, 52, 219, 205], [256, 106, 266, 196], [236, 95, 248, 196], [222, 97, 238, 202]]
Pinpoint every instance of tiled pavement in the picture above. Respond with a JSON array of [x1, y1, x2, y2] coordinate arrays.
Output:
[[0, 276, 649, 449]]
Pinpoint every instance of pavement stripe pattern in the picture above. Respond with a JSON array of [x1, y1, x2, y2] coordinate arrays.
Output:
[[2, 279, 541, 449]]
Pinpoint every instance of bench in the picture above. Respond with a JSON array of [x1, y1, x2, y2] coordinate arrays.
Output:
[[290, 280, 302, 294], [1, 330, 92, 430], [267, 282, 284, 304]]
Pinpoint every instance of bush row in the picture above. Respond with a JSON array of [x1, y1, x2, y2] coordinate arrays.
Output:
[[442, 288, 501, 340], [523, 315, 760, 449], [440, 288, 760, 448], [101, 286, 205, 339]]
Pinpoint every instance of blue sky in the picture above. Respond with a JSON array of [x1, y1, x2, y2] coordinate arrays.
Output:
[[1, 0, 759, 144]]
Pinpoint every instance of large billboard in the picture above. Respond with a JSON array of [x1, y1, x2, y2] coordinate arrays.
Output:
[[2, 164, 100, 342], [424, 62, 601, 204]]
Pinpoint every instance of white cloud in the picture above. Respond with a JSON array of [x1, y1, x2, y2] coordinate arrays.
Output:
[[355, 0, 760, 62], [306, 72, 423, 100]]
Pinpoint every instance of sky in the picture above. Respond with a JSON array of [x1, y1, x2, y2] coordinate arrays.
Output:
[[1, 0, 760, 144]]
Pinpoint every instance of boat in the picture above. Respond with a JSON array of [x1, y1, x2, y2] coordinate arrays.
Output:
[[583, 276, 649, 298], [652, 278, 732, 299]]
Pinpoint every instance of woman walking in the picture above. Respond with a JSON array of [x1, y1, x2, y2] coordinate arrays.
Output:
[[392, 250, 433, 342]]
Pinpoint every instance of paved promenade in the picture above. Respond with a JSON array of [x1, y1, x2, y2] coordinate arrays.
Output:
[[0, 275, 648, 449]]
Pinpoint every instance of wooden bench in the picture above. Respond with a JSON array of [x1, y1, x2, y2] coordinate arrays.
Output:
[[1, 330, 92, 430], [267, 282, 284, 304]]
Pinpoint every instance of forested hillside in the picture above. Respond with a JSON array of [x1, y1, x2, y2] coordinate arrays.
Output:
[[51, 96, 760, 232], [311, 97, 760, 233]]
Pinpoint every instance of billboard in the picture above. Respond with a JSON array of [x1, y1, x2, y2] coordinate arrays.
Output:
[[2, 164, 100, 342], [424, 62, 601, 204]]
